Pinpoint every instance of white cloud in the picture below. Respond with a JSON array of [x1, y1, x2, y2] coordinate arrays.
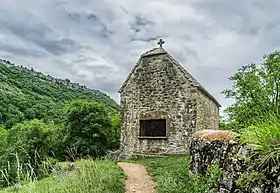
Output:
[[1, 0, 280, 114]]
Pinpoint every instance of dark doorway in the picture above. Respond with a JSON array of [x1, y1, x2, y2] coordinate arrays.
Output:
[[139, 119, 166, 137]]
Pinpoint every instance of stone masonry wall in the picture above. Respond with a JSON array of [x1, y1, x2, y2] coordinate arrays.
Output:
[[120, 53, 198, 156], [196, 90, 219, 131], [189, 130, 280, 193]]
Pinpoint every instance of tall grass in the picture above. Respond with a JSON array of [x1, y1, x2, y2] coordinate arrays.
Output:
[[0, 159, 125, 193], [241, 114, 280, 172]]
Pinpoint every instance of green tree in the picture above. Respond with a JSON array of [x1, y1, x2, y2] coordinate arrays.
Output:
[[0, 60, 119, 129], [0, 125, 7, 155], [222, 51, 280, 129], [5, 119, 59, 163], [109, 112, 121, 149], [0, 119, 61, 187], [64, 100, 113, 159]]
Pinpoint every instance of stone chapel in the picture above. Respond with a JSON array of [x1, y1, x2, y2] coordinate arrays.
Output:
[[118, 39, 221, 156]]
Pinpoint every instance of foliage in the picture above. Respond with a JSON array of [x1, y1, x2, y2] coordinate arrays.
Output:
[[219, 120, 242, 133], [235, 171, 266, 192], [222, 51, 280, 129], [0, 61, 121, 188], [240, 114, 280, 173], [0, 159, 125, 193], [0, 62, 119, 129], [63, 100, 118, 159], [0, 105, 121, 187], [0, 126, 7, 154], [191, 164, 221, 193], [221, 50, 280, 191], [108, 112, 121, 150], [0, 119, 61, 187], [128, 155, 221, 193]]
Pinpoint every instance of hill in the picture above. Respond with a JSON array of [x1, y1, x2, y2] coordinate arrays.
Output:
[[0, 59, 119, 129]]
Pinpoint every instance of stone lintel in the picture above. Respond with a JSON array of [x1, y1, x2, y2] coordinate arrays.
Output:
[[138, 136, 168, 140]]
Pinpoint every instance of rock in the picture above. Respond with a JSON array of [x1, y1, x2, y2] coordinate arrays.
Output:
[[189, 135, 280, 193]]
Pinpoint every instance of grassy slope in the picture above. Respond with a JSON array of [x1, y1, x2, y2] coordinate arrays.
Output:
[[0, 159, 125, 193]]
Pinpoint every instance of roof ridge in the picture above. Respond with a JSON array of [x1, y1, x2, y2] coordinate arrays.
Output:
[[141, 47, 167, 57]]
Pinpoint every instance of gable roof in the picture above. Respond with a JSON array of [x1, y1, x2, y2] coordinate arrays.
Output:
[[118, 47, 221, 107]]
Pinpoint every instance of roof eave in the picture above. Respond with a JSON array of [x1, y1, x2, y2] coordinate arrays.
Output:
[[197, 86, 222, 108]]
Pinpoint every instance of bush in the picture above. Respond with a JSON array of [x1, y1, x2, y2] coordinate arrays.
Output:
[[63, 100, 115, 159], [191, 164, 221, 193], [0, 119, 62, 187], [241, 114, 280, 173], [108, 112, 121, 150], [236, 171, 266, 192], [0, 126, 7, 155]]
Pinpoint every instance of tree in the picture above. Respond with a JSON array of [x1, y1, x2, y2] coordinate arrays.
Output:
[[0, 125, 7, 155], [0, 119, 60, 186], [5, 119, 59, 163], [65, 78, 71, 86], [222, 51, 280, 129], [64, 100, 113, 159], [108, 112, 121, 149]]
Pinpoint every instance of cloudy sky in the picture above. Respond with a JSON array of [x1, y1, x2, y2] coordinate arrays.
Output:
[[1, 0, 280, 113]]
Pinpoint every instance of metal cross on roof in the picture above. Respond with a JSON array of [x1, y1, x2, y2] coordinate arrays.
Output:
[[157, 39, 165, 47]]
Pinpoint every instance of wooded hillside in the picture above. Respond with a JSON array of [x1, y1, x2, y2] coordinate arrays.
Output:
[[0, 60, 121, 188], [0, 60, 119, 129]]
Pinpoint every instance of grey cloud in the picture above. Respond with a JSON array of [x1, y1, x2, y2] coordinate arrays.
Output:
[[67, 11, 113, 38], [133, 16, 154, 29], [131, 36, 161, 42], [120, 6, 129, 15], [62, 62, 122, 94], [33, 38, 81, 56], [191, 0, 280, 36], [0, 42, 45, 57], [0, 10, 82, 56], [1, 0, 280, 109], [68, 12, 103, 26]]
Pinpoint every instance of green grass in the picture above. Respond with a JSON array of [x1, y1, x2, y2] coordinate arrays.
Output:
[[128, 155, 219, 193], [0, 159, 125, 193], [0, 155, 220, 193]]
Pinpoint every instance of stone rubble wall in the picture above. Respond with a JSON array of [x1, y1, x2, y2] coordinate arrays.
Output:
[[189, 130, 280, 193]]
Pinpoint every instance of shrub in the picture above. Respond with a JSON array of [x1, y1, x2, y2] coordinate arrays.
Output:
[[235, 171, 266, 191], [108, 112, 121, 150], [0, 119, 61, 187], [191, 164, 221, 193], [241, 114, 280, 173], [63, 100, 114, 159]]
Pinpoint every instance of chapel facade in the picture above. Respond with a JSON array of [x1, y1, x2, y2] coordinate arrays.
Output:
[[118, 40, 221, 156]]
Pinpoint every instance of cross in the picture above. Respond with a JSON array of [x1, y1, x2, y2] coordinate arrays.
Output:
[[157, 39, 165, 48]]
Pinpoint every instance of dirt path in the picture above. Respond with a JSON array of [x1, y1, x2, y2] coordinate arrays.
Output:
[[118, 162, 156, 193]]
